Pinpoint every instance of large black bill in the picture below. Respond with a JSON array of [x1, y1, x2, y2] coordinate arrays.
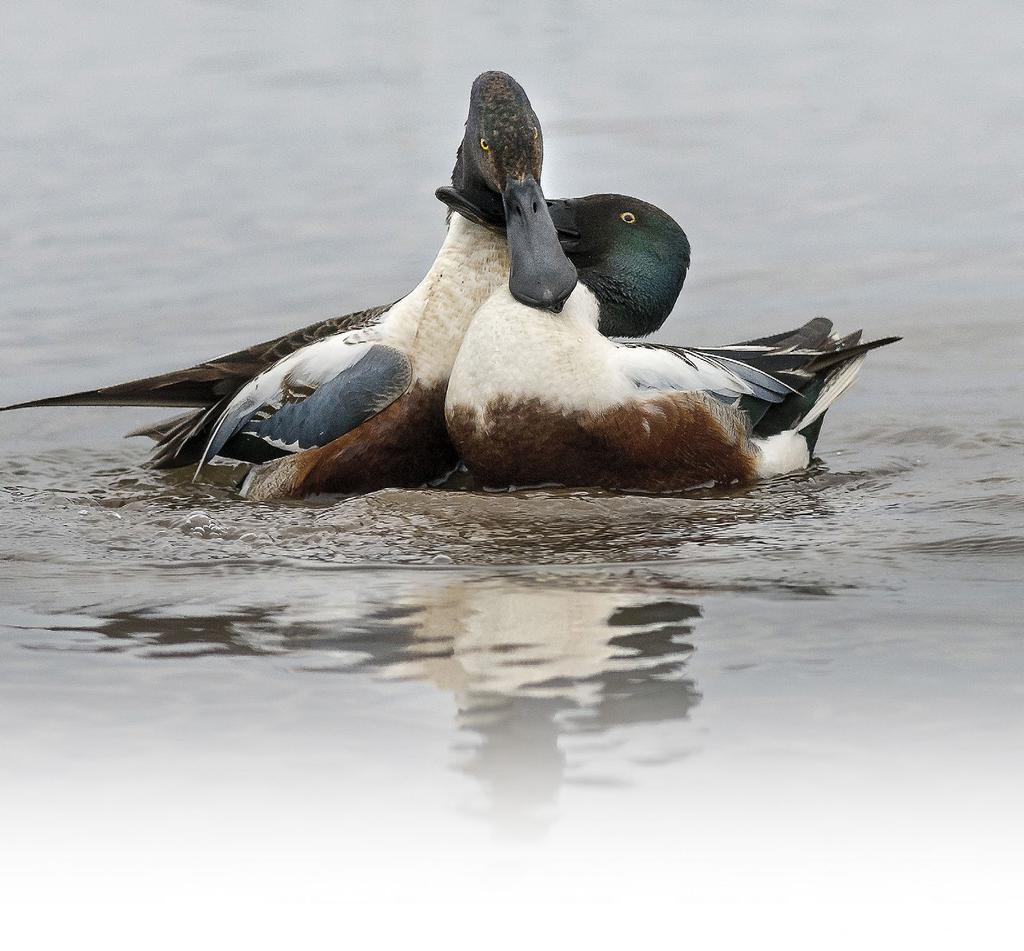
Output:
[[435, 185, 505, 232], [503, 176, 577, 311]]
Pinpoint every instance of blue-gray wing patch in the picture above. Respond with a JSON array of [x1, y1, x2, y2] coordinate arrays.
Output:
[[199, 343, 412, 468]]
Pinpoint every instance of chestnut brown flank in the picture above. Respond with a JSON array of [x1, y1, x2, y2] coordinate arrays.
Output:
[[245, 382, 455, 500], [447, 393, 759, 491]]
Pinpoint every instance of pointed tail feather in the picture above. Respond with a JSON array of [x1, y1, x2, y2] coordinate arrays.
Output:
[[804, 335, 902, 375], [749, 333, 900, 450], [790, 335, 901, 451], [795, 355, 867, 433]]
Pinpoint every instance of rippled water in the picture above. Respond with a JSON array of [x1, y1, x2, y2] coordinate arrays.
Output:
[[1, 0, 1022, 938]]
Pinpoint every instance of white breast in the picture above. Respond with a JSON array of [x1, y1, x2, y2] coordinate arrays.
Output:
[[447, 284, 633, 416], [379, 213, 509, 382]]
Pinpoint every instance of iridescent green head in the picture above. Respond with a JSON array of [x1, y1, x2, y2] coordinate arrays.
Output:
[[549, 194, 691, 337]]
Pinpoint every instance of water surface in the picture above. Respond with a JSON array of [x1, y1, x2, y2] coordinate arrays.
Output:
[[1, 0, 1021, 938]]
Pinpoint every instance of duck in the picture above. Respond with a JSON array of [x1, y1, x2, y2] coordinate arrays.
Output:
[[0, 71, 578, 495], [445, 193, 900, 492]]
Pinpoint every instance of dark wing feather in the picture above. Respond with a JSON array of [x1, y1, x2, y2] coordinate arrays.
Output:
[[124, 409, 202, 442], [144, 401, 234, 469], [687, 319, 901, 443], [689, 319, 837, 389], [2, 301, 398, 468], [1, 302, 396, 411], [726, 317, 835, 351]]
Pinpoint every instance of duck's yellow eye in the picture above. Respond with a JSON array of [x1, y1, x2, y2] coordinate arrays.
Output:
[[620, 211, 636, 224], [533, 127, 539, 140], [480, 138, 489, 151]]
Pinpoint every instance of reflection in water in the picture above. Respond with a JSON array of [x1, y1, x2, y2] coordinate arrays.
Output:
[[379, 582, 702, 834], [90, 605, 286, 658], [85, 577, 704, 834]]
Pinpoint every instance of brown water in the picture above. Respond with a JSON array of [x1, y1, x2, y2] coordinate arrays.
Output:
[[1, 0, 1021, 942]]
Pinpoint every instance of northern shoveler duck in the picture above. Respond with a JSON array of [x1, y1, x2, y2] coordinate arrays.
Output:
[[445, 194, 901, 492], [1, 71, 578, 496]]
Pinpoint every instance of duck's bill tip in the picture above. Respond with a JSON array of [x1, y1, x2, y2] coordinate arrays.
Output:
[[503, 176, 577, 312]]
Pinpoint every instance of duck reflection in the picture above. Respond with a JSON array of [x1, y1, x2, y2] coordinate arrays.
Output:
[[353, 580, 702, 833], [88, 576, 703, 834]]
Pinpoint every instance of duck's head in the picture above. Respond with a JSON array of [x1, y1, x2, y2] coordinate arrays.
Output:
[[548, 194, 691, 337], [436, 71, 576, 312]]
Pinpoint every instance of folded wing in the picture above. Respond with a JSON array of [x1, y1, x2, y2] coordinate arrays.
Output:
[[616, 343, 798, 403], [197, 334, 412, 472], [615, 318, 900, 449]]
